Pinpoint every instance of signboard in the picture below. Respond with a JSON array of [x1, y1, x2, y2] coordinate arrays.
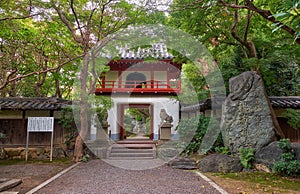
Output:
[[26, 117, 54, 161], [27, 117, 54, 132]]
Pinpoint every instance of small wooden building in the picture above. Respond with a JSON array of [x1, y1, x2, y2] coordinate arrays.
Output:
[[0, 97, 71, 147]]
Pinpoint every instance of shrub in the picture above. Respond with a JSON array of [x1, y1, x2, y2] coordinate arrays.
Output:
[[59, 107, 77, 147], [239, 147, 255, 169], [272, 138, 300, 177], [273, 160, 300, 177], [282, 109, 300, 129], [82, 154, 90, 163], [175, 114, 223, 156], [278, 138, 292, 153], [215, 146, 231, 155]]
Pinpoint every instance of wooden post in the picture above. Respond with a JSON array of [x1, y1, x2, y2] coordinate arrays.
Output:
[[25, 130, 29, 161], [50, 130, 54, 162]]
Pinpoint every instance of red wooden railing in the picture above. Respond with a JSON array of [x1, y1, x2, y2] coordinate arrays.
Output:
[[95, 80, 181, 94]]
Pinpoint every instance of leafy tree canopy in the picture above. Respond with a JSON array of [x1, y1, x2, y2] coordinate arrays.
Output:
[[169, 0, 300, 96]]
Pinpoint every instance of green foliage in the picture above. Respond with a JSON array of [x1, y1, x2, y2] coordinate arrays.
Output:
[[181, 62, 210, 102], [273, 138, 300, 177], [214, 146, 231, 155], [170, 0, 300, 98], [283, 109, 300, 129], [123, 107, 151, 137], [59, 106, 77, 147], [176, 114, 223, 156], [217, 47, 252, 93], [239, 148, 255, 169], [259, 47, 300, 96], [273, 160, 300, 177], [217, 44, 300, 96], [81, 154, 90, 163], [281, 153, 296, 161], [278, 138, 292, 153], [271, 0, 300, 41], [176, 115, 207, 155], [95, 96, 113, 126], [0, 0, 148, 98]]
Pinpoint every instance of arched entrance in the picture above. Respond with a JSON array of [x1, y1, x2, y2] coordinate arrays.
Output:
[[118, 103, 153, 140]]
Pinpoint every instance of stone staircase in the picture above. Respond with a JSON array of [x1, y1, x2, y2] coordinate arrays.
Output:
[[108, 139, 156, 160], [85, 139, 112, 159]]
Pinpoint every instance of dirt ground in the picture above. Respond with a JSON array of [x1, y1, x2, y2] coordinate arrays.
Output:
[[1, 159, 300, 194], [0, 161, 73, 194]]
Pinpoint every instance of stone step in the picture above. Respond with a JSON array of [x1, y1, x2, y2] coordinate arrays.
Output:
[[108, 141, 156, 160], [107, 156, 154, 160], [111, 144, 154, 149], [116, 139, 156, 144], [110, 148, 153, 153], [110, 152, 154, 158]]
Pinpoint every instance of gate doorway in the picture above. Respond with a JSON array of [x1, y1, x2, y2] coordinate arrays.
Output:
[[118, 104, 153, 140]]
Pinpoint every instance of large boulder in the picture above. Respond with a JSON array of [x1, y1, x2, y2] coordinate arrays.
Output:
[[255, 141, 282, 167], [221, 71, 275, 154], [255, 142, 300, 167], [198, 153, 243, 173], [292, 143, 300, 160]]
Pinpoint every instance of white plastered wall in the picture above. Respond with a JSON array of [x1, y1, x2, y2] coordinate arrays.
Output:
[[107, 96, 179, 140]]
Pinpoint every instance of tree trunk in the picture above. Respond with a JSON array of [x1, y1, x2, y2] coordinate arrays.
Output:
[[256, 70, 285, 139], [73, 135, 84, 162], [73, 53, 89, 162]]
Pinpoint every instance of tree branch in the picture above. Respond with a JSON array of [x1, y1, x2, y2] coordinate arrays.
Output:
[[244, 10, 253, 42], [230, 2, 257, 58], [70, 0, 84, 42], [52, 2, 83, 44], [244, 0, 300, 44], [0, 55, 84, 90], [0, 13, 41, 21], [221, 0, 300, 44], [216, 0, 248, 9]]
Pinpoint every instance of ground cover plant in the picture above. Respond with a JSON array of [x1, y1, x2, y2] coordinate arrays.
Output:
[[272, 138, 300, 177], [207, 172, 300, 193]]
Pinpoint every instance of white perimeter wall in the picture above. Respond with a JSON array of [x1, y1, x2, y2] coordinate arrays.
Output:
[[107, 96, 179, 140]]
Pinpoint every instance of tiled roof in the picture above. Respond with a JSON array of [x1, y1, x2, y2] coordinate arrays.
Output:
[[0, 97, 71, 111], [181, 96, 300, 112], [118, 43, 173, 60], [270, 96, 300, 109]]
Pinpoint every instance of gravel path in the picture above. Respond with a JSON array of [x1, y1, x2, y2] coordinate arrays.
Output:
[[35, 159, 222, 194]]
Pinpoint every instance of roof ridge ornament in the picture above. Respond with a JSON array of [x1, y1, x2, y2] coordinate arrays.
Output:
[[118, 42, 173, 60]]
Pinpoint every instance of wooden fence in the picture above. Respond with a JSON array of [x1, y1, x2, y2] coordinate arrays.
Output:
[[0, 119, 67, 146]]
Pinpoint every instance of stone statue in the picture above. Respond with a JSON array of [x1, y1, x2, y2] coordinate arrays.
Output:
[[160, 109, 173, 124]]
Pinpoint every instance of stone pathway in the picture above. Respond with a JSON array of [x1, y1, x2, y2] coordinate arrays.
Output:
[[32, 160, 225, 194]]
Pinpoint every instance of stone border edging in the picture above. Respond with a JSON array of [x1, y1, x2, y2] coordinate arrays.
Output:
[[25, 162, 81, 194], [195, 171, 229, 194]]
